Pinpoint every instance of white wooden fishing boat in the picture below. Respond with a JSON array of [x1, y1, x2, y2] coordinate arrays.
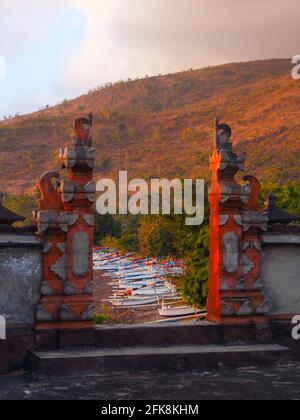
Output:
[[94, 249, 184, 311], [113, 274, 157, 281], [112, 282, 165, 290], [110, 297, 158, 307], [159, 305, 206, 318], [133, 287, 175, 297], [148, 313, 207, 324]]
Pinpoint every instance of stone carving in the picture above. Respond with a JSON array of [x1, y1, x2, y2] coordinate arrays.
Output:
[[58, 213, 79, 232], [84, 181, 96, 203], [36, 306, 53, 322], [253, 277, 263, 290], [60, 305, 77, 322], [81, 305, 95, 321], [233, 215, 243, 226], [60, 180, 75, 203], [83, 214, 95, 227], [256, 300, 270, 315], [242, 242, 250, 251], [242, 255, 255, 275], [223, 232, 239, 274], [74, 115, 93, 142], [221, 184, 232, 196], [72, 232, 90, 277], [43, 243, 52, 254], [38, 171, 62, 211], [221, 301, 234, 316], [241, 183, 251, 204], [50, 255, 66, 281], [236, 278, 246, 290], [60, 148, 76, 169], [41, 281, 53, 296], [241, 211, 268, 232], [60, 147, 95, 170], [34, 211, 49, 233], [253, 241, 261, 251], [57, 243, 66, 253], [221, 183, 232, 204], [237, 300, 252, 316], [84, 282, 94, 295], [220, 279, 230, 291], [85, 148, 96, 169], [35, 209, 72, 234], [64, 282, 76, 296], [243, 240, 261, 252], [58, 212, 70, 233], [243, 176, 261, 211], [219, 215, 229, 226], [215, 122, 232, 150]]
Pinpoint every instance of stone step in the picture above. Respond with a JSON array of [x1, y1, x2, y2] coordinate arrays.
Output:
[[29, 344, 292, 378], [94, 322, 223, 349], [58, 321, 273, 350]]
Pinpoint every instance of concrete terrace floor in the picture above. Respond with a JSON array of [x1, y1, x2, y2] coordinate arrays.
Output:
[[1, 363, 300, 400]]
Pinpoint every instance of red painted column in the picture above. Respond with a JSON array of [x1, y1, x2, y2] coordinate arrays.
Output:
[[207, 120, 269, 324]]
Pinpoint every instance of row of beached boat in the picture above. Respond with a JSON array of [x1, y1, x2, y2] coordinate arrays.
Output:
[[93, 247, 207, 320]]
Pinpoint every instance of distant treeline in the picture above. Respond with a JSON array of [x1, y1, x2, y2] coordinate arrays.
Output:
[[5, 182, 300, 307], [94, 182, 300, 307]]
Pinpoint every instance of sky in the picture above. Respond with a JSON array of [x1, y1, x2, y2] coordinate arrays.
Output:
[[0, 0, 300, 118]]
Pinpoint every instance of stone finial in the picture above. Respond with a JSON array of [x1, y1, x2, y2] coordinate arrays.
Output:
[[74, 113, 93, 144], [214, 118, 233, 151]]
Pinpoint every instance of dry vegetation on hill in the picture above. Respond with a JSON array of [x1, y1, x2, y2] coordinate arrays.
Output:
[[0, 59, 299, 195]]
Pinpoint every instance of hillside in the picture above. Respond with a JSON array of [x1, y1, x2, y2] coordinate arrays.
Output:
[[0, 58, 299, 196]]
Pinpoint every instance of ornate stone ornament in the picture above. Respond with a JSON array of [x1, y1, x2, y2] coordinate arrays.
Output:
[[223, 232, 239, 274]]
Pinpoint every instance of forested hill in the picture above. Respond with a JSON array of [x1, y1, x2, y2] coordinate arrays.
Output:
[[0, 58, 299, 195]]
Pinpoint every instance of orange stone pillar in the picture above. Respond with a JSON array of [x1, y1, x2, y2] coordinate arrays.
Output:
[[35, 115, 95, 329], [58, 114, 95, 324], [207, 120, 269, 324]]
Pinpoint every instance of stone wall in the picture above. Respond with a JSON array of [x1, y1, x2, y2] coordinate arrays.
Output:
[[0, 232, 42, 327], [261, 230, 300, 317]]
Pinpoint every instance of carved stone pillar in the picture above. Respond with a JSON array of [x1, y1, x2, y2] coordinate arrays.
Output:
[[58, 114, 95, 324], [207, 120, 269, 323], [35, 115, 95, 329]]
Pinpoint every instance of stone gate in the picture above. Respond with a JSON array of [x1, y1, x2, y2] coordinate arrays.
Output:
[[0, 116, 300, 373]]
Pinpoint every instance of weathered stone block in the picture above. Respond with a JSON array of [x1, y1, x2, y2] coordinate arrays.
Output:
[[0, 239, 42, 326]]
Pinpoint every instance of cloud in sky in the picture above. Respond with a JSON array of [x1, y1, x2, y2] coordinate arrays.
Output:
[[1, 0, 300, 115], [0, 0, 83, 116], [59, 0, 300, 95], [0, 0, 69, 56]]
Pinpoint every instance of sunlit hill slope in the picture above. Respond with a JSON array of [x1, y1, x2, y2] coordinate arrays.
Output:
[[0, 59, 299, 195]]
